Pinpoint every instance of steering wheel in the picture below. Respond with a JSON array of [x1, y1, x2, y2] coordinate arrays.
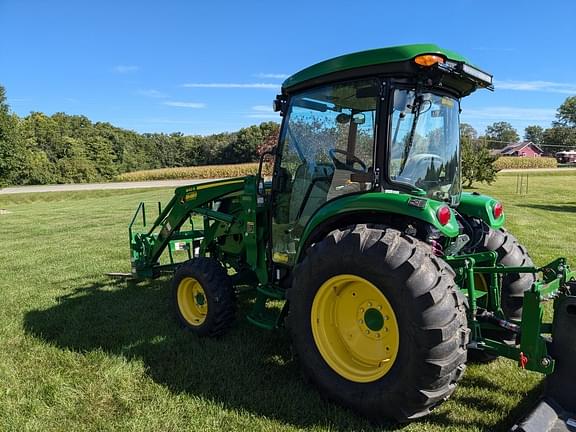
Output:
[[398, 153, 446, 185], [328, 149, 367, 172], [402, 154, 444, 173]]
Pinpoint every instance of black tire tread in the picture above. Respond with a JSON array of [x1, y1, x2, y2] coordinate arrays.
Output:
[[172, 257, 236, 337], [287, 225, 468, 422]]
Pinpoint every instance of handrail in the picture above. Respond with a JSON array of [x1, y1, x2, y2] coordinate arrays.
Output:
[[129, 202, 146, 241]]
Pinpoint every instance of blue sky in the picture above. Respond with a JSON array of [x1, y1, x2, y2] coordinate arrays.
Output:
[[1, 0, 575, 137]]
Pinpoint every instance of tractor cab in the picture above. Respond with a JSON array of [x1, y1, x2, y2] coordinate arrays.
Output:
[[271, 44, 493, 264]]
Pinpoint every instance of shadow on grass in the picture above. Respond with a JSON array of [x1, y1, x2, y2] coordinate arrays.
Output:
[[518, 203, 576, 213], [23, 279, 539, 431]]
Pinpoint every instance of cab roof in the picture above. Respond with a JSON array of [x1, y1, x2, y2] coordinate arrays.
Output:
[[282, 44, 470, 92]]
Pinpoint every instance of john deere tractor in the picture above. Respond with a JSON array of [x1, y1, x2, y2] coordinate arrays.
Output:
[[125, 44, 576, 429]]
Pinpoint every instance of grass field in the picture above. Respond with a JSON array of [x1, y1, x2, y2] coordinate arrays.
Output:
[[0, 173, 575, 432]]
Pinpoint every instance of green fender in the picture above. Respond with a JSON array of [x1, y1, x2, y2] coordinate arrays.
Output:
[[457, 192, 505, 228], [296, 191, 460, 261]]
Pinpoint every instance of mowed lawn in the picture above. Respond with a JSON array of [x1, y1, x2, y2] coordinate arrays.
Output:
[[0, 173, 575, 432]]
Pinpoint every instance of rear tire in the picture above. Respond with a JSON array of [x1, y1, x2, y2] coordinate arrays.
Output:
[[287, 225, 468, 422], [172, 258, 236, 337]]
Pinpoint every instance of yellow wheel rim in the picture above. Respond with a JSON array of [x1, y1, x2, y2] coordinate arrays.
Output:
[[311, 274, 400, 383], [177, 277, 208, 326]]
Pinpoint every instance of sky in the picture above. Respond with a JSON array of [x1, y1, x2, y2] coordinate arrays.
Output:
[[1, 0, 575, 137]]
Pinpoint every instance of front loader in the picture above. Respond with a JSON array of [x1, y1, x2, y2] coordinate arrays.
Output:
[[122, 44, 576, 430]]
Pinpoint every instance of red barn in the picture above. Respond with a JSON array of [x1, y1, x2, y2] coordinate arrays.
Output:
[[497, 141, 543, 157]]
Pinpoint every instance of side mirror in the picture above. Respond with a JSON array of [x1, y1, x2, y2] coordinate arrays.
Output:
[[273, 97, 283, 112], [273, 95, 287, 116]]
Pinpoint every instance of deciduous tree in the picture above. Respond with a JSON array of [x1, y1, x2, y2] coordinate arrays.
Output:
[[524, 125, 544, 145], [485, 121, 519, 149], [0, 86, 26, 186], [555, 96, 576, 127]]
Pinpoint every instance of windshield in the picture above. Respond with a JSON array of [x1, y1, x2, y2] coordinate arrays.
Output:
[[388, 89, 461, 204]]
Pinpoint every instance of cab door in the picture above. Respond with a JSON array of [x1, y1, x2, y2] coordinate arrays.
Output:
[[271, 79, 379, 266]]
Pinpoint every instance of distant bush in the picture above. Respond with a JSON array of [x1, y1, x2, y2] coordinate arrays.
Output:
[[115, 163, 273, 182], [494, 157, 557, 170]]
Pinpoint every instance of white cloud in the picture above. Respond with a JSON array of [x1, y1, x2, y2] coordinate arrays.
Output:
[[137, 89, 167, 98], [139, 118, 211, 125], [245, 114, 279, 119], [244, 105, 278, 119], [163, 101, 206, 108], [113, 65, 140, 74], [461, 106, 556, 122], [495, 80, 576, 95], [182, 83, 279, 89], [252, 105, 273, 112], [254, 73, 289, 79]]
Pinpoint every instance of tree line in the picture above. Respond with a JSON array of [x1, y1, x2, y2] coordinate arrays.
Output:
[[2, 81, 575, 188], [0, 85, 279, 187], [460, 95, 576, 186], [471, 96, 576, 151]]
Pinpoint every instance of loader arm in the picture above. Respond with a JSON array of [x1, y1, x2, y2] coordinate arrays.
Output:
[[130, 178, 247, 278]]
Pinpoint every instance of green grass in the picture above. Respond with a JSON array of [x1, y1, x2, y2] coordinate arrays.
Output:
[[0, 173, 575, 432]]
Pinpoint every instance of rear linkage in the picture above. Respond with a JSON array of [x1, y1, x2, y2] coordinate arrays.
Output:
[[446, 252, 575, 374], [447, 252, 576, 426]]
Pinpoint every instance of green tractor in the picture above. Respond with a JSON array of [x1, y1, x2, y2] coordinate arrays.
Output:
[[125, 44, 576, 429]]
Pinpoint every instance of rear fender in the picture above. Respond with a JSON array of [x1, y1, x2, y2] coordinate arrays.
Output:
[[296, 191, 459, 262], [458, 192, 505, 228]]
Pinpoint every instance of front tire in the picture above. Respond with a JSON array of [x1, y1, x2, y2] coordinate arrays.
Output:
[[172, 258, 236, 337], [287, 225, 468, 422]]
